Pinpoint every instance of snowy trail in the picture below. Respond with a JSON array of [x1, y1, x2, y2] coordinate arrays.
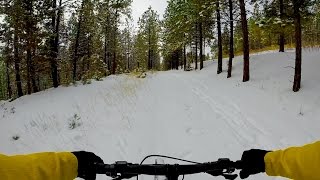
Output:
[[1, 50, 320, 180]]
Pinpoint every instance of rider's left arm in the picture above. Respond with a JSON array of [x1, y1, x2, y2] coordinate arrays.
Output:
[[0, 152, 78, 180]]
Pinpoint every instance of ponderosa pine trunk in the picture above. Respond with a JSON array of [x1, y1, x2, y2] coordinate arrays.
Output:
[[51, 0, 62, 88], [216, 0, 223, 74], [195, 23, 198, 70], [104, 31, 108, 75], [279, 0, 285, 52], [113, 26, 117, 74], [25, 0, 39, 93], [26, 49, 31, 94], [199, 21, 204, 70], [50, 0, 59, 88], [112, 1, 120, 74], [5, 51, 12, 98], [104, 0, 110, 75], [227, 0, 234, 78], [148, 22, 151, 70], [73, 0, 84, 81], [184, 41, 187, 71], [14, 31, 23, 97], [293, 0, 302, 92], [239, 0, 250, 82]]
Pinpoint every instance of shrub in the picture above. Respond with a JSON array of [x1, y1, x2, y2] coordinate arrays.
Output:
[[68, 114, 82, 130]]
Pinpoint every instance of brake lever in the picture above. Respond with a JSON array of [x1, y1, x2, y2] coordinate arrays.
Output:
[[206, 159, 239, 180]]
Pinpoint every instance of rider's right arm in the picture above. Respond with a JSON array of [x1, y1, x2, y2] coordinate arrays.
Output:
[[0, 152, 78, 180], [265, 141, 320, 180]]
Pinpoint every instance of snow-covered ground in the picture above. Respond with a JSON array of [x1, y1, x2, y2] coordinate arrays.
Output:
[[1, 49, 320, 180]]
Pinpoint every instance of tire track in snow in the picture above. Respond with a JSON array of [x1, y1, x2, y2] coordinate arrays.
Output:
[[174, 73, 268, 147], [190, 87, 250, 146], [116, 135, 129, 159], [190, 88, 264, 146], [98, 75, 151, 160], [187, 75, 266, 134]]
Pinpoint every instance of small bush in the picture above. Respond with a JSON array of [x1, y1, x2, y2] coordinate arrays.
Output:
[[81, 78, 92, 85], [72, 81, 78, 87], [95, 76, 103, 81], [93, 71, 104, 81], [185, 67, 193, 71], [10, 107, 16, 114], [124, 69, 130, 73], [68, 114, 82, 130], [299, 105, 304, 116], [138, 73, 147, 78], [12, 135, 20, 141]]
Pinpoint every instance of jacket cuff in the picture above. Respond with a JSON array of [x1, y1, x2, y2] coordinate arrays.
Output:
[[265, 151, 274, 176]]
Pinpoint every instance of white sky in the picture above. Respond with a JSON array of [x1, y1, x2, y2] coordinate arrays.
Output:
[[131, 0, 168, 25]]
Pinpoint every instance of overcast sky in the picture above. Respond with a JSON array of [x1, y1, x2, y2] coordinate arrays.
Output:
[[131, 0, 168, 25]]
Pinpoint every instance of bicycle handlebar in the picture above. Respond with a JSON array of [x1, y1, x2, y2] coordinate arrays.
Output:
[[95, 158, 243, 180]]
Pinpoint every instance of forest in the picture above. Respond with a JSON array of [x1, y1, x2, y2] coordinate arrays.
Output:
[[0, 0, 319, 100]]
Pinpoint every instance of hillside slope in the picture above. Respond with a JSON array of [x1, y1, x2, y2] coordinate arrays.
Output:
[[1, 50, 320, 180]]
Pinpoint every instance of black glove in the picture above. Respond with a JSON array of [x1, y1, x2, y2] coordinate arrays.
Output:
[[72, 151, 104, 180], [239, 149, 270, 179]]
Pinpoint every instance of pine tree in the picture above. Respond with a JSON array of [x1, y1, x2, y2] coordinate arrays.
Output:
[[239, 0, 250, 82], [136, 7, 161, 71], [162, 0, 214, 71]]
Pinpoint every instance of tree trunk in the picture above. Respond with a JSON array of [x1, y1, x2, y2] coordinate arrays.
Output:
[[180, 48, 183, 69], [5, 53, 12, 98], [148, 22, 151, 70], [50, 0, 62, 88], [25, 0, 39, 93], [199, 21, 204, 70], [113, 28, 117, 74], [216, 0, 223, 74], [127, 28, 130, 71], [176, 50, 179, 70], [190, 42, 193, 64], [49, 0, 59, 87], [112, 2, 120, 74], [293, 1, 302, 92], [24, 0, 31, 94], [30, 56, 38, 92], [104, 31, 108, 75], [26, 49, 31, 94], [73, 0, 84, 81], [107, 52, 111, 72], [32, 49, 40, 91], [239, 0, 250, 82], [107, 17, 111, 72], [195, 24, 198, 70], [26, 38, 38, 94], [279, 0, 285, 52], [227, 0, 234, 78], [184, 37, 187, 71], [127, 55, 130, 71], [104, 0, 110, 75], [87, 40, 92, 72], [14, 31, 23, 97], [105, 11, 111, 73]]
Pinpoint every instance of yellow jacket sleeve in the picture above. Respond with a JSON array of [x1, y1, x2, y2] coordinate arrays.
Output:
[[265, 141, 320, 180], [0, 152, 78, 180]]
